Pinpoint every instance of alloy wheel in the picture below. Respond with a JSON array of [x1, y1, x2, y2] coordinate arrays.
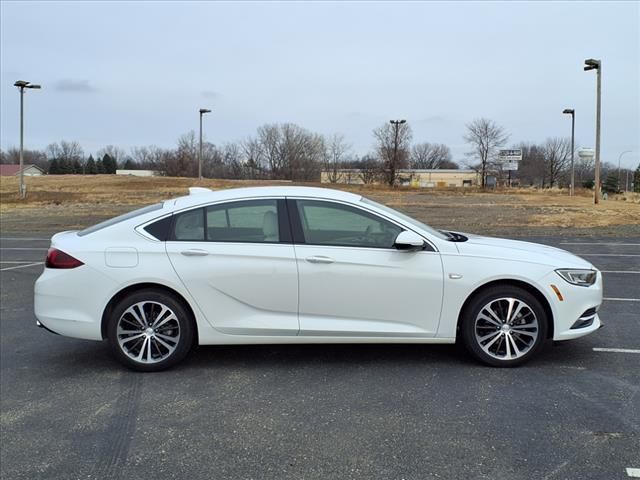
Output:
[[474, 297, 539, 361], [116, 301, 181, 364]]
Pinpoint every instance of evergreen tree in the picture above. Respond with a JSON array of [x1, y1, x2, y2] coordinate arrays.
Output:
[[96, 157, 105, 174], [58, 158, 72, 174], [49, 158, 59, 174], [123, 159, 135, 170], [102, 153, 117, 174], [603, 173, 619, 194], [86, 155, 97, 174], [73, 159, 82, 174], [634, 163, 640, 193]]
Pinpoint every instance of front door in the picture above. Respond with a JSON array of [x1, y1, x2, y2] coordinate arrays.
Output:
[[290, 199, 444, 337]]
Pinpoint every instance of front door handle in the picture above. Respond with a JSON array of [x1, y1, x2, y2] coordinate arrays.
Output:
[[306, 255, 335, 264], [181, 249, 208, 257]]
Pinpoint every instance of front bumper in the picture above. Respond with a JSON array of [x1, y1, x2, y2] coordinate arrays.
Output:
[[540, 270, 604, 341]]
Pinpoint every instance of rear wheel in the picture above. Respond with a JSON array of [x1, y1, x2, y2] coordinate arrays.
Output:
[[461, 286, 548, 367], [107, 289, 195, 372]]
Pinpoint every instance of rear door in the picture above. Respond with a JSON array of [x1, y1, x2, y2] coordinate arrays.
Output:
[[290, 198, 444, 337], [165, 198, 299, 336]]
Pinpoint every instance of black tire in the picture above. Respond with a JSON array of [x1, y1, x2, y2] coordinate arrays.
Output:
[[460, 285, 548, 367], [107, 289, 195, 372]]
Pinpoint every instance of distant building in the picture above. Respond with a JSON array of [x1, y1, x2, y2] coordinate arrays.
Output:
[[0, 164, 45, 177], [321, 169, 480, 187], [115, 169, 158, 177]]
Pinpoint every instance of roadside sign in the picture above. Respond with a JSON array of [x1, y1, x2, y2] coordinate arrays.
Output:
[[498, 149, 522, 171]]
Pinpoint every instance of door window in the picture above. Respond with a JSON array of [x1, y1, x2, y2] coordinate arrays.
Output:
[[172, 200, 283, 243], [206, 200, 280, 243], [173, 208, 205, 241], [295, 200, 402, 248]]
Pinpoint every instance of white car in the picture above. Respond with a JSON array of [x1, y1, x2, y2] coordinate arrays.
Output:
[[34, 186, 602, 371]]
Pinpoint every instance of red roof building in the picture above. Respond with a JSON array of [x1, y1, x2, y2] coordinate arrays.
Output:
[[0, 164, 45, 176]]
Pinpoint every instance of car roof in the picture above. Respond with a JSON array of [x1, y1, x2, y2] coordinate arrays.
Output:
[[167, 186, 363, 210]]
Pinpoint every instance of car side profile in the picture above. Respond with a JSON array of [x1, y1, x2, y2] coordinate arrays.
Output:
[[34, 186, 603, 371]]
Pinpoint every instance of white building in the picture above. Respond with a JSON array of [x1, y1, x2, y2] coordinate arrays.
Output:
[[321, 169, 480, 187], [115, 169, 158, 177]]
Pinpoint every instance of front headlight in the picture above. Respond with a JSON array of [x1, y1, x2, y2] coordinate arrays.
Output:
[[555, 269, 597, 287]]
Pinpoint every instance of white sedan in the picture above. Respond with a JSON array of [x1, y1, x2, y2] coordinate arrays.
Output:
[[34, 186, 602, 371]]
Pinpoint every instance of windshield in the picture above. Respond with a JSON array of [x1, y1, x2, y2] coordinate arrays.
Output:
[[78, 203, 164, 236], [360, 197, 449, 241]]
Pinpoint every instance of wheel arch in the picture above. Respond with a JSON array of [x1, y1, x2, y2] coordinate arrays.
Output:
[[456, 279, 554, 340], [101, 282, 199, 345]]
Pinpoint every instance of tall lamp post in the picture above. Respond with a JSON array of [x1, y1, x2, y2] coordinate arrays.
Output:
[[562, 108, 575, 196], [584, 58, 602, 204], [14, 80, 41, 198], [198, 108, 211, 180], [617, 150, 632, 192], [389, 119, 406, 186]]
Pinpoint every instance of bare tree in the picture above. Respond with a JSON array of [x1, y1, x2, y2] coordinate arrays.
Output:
[[517, 143, 546, 187], [324, 134, 350, 183], [254, 123, 325, 181], [354, 154, 381, 184], [542, 137, 571, 188], [129, 146, 160, 169], [373, 121, 412, 186], [46, 141, 85, 173], [464, 118, 509, 187], [256, 124, 285, 178], [241, 137, 266, 179], [97, 145, 127, 167], [410, 143, 453, 169], [1, 147, 48, 170]]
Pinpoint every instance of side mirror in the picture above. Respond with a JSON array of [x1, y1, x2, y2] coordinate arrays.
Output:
[[394, 230, 425, 251]]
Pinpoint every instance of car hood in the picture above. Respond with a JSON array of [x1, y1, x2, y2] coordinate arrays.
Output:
[[454, 233, 595, 269]]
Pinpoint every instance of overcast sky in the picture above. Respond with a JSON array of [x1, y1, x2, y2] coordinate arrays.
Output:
[[1, 1, 639, 168]]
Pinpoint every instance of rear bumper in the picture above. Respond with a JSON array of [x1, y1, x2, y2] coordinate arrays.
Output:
[[34, 266, 115, 341], [36, 319, 60, 335]]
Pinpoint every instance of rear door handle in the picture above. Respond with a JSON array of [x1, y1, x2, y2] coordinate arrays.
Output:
[[181, 249, 208, 257], [306, 255, 335, 264]]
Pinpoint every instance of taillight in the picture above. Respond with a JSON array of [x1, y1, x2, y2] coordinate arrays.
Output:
[[45, 248, 84, 269]]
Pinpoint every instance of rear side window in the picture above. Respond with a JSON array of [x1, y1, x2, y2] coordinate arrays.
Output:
[[173, 208, 205, 241], [206, 200, 280, 243], [171, 200, 289, 243], [78, 203, 164, 237]]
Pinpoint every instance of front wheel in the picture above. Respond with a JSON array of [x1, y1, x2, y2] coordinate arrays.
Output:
[[107, 290, 195, 372], [460, 286, 548, 367]]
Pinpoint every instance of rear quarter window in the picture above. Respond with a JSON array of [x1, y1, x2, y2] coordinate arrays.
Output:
[[78, 203, 164, 237], [143, 215, 173, 241]]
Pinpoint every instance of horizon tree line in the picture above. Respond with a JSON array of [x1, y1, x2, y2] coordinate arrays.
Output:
[[1, 119, 638, 192]]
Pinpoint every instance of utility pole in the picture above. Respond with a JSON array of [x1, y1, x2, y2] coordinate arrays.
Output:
[[562, 109, 575, 196], [584, 58, 602, 204], [198, 108, 211, 180], [389, 119, 406, 187], [13, 80, 41, 198]]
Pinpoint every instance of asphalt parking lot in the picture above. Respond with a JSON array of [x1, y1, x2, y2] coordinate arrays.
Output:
[[1, 234, 639, 480]]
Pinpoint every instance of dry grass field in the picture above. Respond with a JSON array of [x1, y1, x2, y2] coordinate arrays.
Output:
[[1, 175, 639, 236]]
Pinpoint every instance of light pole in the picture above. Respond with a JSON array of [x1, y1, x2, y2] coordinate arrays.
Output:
[[562, 109, 575, 196], [617, 150, 632, 192], [389, 119, 406, 187], [198, 108, 211, 180], [584, 58, 601, 204], [14, 80, 41, 198]]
